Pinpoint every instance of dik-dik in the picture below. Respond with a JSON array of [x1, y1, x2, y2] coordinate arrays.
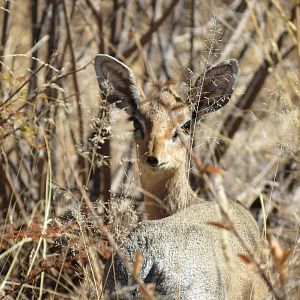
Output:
[[95, 55, 268, 299]]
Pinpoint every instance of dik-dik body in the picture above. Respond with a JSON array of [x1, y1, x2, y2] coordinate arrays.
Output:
[[95, 55, 268, 299]]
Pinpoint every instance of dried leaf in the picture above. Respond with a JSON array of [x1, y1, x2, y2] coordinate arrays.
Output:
[[204, 165, 225, 176], [208, 221, 231, 231], [37, 93, 48, 100], [133, 250, 144, 278], [160, 79, 178, 87], [238, 254, 252, 264], [99, 242, 111, 260], [2, 75, 13, 81], [267, 233, 291, 286], [139, 283, 156, 300]]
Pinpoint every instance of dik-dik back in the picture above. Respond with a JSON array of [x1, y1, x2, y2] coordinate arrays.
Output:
[[94, 55, 268, 299], [104, 203, 267, 299]]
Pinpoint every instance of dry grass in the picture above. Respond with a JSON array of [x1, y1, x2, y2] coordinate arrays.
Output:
[[0, 0, 299, 299]]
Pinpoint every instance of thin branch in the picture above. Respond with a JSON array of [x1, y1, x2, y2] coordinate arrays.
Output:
[[28, 0, 49, 94], [213, 7, 296, 162], [1, 149, 26, 218], [157, 31, 171, 80], [122, 0, 180, 58], [84, 0, 105, 52], [75, 2, 100, 45], [0, 60, 91, 129], [0, 0, 11, 76], [189, 0, 195, 71], [0, 60, 47, 112], [62, 0, 86, 178], [296, 1, 300, 81], [110, 0, 122, 55]]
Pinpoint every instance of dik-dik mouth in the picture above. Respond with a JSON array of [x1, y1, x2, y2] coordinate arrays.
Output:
[[145, 161, 168, 171]]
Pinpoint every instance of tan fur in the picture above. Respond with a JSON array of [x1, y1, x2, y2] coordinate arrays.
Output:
[[95, 55, 269, 299], [135, 92, 197, 219]]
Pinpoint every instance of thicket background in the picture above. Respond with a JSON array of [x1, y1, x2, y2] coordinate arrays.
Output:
[[0, 0, 299, 299]]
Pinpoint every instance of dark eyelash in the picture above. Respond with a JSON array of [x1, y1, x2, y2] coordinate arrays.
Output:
[[181, 120, 191, 134], [173, 120, 191, 141]]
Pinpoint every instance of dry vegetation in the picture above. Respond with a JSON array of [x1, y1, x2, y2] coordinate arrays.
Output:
[[0, 0, 299, 299]]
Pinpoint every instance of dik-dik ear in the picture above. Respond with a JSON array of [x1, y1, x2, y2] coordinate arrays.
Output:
[[192, 59, 238, 119], [94, 54, 141, 115]]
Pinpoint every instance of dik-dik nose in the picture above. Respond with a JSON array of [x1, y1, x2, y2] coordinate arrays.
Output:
[[146, 156, 159, 167]]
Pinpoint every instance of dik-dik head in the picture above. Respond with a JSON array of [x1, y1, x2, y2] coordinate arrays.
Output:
[[95, 55, 238, 178]]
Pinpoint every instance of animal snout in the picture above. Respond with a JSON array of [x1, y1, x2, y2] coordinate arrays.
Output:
[[146, 156, 159, 167]]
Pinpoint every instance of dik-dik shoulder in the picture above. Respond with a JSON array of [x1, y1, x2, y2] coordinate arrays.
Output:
[[103, 203, 267, 299]]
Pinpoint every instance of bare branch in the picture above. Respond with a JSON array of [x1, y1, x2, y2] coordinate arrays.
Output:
[[122, 0, 180, 58]]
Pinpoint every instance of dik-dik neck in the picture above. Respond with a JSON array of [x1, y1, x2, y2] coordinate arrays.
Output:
[[140, 165, 198, 220]]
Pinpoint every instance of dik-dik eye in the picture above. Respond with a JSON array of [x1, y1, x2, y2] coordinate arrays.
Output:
[[182, 120, 191, 135], [172, 120, 191, 142], [129, 116, 144, 138]]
